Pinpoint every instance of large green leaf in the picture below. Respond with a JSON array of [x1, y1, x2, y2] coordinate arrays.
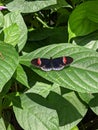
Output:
[[20, 43, 98, 93], [68, 1, 98, 40], [13, 93, 59, 130], [0, 43, 19, 91], [4, 12, 27, 52], [13, 91, 86, 130], [6, 0, 56, 13]]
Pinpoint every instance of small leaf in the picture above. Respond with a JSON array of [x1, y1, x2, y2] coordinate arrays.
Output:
[[4, 23, 20, 46], [20, 43, 98, 93], [71, 126, 79, 130], [15, 64, 29, 88], [0, 117, 6, 130], [7, 124, 15, 130], [0, 43, 19, 91]]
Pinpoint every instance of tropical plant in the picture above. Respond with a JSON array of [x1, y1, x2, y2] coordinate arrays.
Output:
[[0, 0, 98, 130]]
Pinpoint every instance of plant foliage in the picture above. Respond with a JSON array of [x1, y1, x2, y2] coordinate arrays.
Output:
[[0, 0, 98, 130]]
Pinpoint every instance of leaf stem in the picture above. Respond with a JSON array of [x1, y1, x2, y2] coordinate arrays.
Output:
[[36, 16, 49, 28]]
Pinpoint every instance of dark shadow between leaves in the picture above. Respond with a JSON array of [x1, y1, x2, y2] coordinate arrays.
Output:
[[24, 65, 52, 87], [12, 96, 22, 109], [26, 91, 83, 126], [89, 93, 98, 107], [47, 91, 83, 126], [71, 30, 98, 48], [9, 93, 23, 109]]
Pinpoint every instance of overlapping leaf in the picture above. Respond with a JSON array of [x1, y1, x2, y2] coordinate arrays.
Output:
[[20, 43, 98, 93], [72, 30, 98, 51], [0, 117, 6, 130], [13, 94, 59, 130], [6, 0, 56, 13], [89, 94, 98, 115], [15, 64, 29, 88], [0, 43, 19, 91], [68, 1, 98, 40], [25, 82, 60, 98], [13, 91, 87, 130], [4, 12, 27, 52]]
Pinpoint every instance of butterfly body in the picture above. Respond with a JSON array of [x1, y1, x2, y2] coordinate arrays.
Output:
[[31, 56, 73, 71]]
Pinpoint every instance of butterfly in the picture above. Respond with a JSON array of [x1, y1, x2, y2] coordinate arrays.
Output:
[[31, 56, 73, 71]]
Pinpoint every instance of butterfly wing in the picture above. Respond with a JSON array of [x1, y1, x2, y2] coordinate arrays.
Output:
[[31, 56, 73, 71], [52, 56, 73, 70], [31, 58, 52, 71]]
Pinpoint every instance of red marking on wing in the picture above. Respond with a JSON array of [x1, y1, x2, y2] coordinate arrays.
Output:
[[37, 58, 41, 65], [63, 57, 67, 64]]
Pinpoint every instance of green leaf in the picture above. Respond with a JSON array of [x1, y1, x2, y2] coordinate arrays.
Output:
[[78, 92, 94, 104], [20, 43, 98, 93], [48, 91, 87, 130], [27, 27, 68, 52], [4, 92, 21, 108], [0, 12, 4, 28], [13, 93, 59, 130], [4, 23, 20, 46], [72, 30, 98, 51], [6, 0, 56, 13], [89, 94, 98, 115], [0, 43, 19, 91], [47, 0, 70, 10], [68, 1, 98, 40], [56, 8, 70, 26], [13, 92, 86, 130], [28, 27, 68, 42], [7, 124, 15, 130], [0, 117, 6, 130], [4, 12, 27, 52], [15, 64, 29, 88], [71, 126, 79, 130], [26, 82, 61, 98]]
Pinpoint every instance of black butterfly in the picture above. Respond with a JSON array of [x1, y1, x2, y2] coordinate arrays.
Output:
[[31, 56, 73, 71]]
